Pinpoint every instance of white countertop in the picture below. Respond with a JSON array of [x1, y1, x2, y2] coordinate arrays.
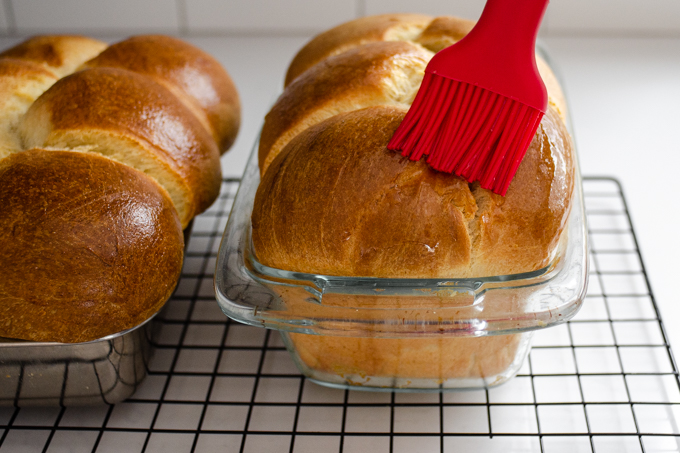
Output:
[[1, 33, 678, 357]]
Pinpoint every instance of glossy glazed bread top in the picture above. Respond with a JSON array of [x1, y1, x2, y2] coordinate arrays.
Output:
[[20, 67, 221, 227], [0, 35, 240, 342], [259, 41, 433, 173], [0, 35, 107, 77], [83, 35, 240, 153], [0, 59, 57, 159], [253, 105, 573, 278], [253, 15, 575, 279], [259, 14, 567, 174], [285, 13, 433, 87], [0, 34, 240, 228], [0, 150, 184, 343], [0, 35, 106, 161]]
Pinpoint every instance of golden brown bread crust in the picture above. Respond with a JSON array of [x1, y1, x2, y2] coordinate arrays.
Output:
[[0, 34, 240, 343], [260, 15, 567, 176], [260, 41, 432, 173], [0, 58, 56, 79], [0, 36, 106, 160], [0, 59, 58, 159], [19, 67, 222, 228], [253, 105, 573, 278], [285, 13, 433, 86], [0, 150, 184, 343], [83, 35, 240, 154], [0, 36, 106, 159], [412, 16, 475, 52], [470, 106, 574, 275], [0, 35, 107, 78]]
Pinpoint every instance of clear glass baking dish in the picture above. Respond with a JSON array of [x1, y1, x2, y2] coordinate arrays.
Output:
[[215, 46, 588, 391], [214, 143, 587, 390]]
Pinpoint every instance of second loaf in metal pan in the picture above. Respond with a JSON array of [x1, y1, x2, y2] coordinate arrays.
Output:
[[0, 35, 240, 343]]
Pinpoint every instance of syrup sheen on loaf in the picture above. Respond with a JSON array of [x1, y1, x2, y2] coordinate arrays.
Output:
[[255, 14, 574, 279], [0, 34, 240, 343]]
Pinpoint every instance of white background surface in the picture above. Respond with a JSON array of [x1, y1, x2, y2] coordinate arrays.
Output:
[[1, 0, 680, 389]]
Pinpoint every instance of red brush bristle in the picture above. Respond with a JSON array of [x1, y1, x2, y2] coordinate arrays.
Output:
[[388, 74, 545, 196]]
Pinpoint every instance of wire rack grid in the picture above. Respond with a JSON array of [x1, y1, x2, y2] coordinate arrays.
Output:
[[0, 176, 679, 453]]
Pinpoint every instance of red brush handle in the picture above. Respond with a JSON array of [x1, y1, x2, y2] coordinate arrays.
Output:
[[427, 0, 549, 112], [472, 0, 548, 57]]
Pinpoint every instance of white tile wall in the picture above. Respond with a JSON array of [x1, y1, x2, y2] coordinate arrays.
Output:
[[11, 0, 180, 34], [2, 1, 679, 40], [185, 0, 357, 33], [364, 0, 485, 21], [548, 0, 680, 35]]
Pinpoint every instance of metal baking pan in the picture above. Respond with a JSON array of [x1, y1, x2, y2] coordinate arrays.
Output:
[[0, 225, 192, 407], [0, 318, 156, 406]]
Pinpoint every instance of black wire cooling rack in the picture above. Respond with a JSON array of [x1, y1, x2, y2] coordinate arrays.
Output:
[[1, 177, 679, 453]]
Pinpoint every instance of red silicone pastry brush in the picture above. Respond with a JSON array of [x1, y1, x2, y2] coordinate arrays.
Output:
[[388, 0, 550, 196]]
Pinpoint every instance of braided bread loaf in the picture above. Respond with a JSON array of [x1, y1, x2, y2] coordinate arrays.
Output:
[[251, 15, 575, 386], [255, 13, 573, 279], [0, 35, 240, 343]]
